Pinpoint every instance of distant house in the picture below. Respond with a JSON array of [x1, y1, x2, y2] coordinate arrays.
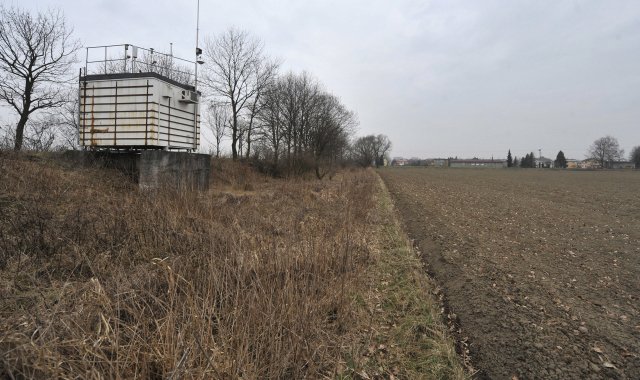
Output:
[[407, 157, 426, 166], [566, 159, 580, 169], [391, 158, 409, 166], [579, 158, 602, 169], [534, 156, 554, 168], [449, 159, 507, 168], [431, 158, 448, 167], [611, 161, 635, 169]]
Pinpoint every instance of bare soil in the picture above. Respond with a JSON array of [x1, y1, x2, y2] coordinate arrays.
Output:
[[379, 168, 640, 380]]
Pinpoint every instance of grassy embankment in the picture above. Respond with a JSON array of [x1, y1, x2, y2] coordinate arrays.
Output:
[[0, 152, 465, 379]]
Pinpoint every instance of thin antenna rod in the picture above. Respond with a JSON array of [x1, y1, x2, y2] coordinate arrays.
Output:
[[193, 0, 200, 151], [196, 0, 200, 52]]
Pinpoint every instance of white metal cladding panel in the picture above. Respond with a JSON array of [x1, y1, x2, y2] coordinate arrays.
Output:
[[154, 81, 200, 148], [79, 76, 200, 148]]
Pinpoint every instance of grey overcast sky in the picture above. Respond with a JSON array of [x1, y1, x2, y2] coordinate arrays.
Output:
[[4, 0, 640, 159]]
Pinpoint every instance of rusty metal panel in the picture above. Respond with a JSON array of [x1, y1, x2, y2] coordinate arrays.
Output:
[[79, 74, 199, 149]]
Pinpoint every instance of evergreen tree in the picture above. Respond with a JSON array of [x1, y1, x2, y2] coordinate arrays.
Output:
[[630, 146, 640, 169], [555, 150, 567, 168], [529, 152, 537, 168], [513, 156, 519, 167], [520, 152, 537, 168], [507, 150, 513, 167]]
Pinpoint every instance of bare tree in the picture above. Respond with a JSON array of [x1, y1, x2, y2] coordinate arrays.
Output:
[[256, 81, 285, 170], [0, 113, 65, 152], [372, 134, 392, 167], [351, 134, 392, 168], [0, 6, 80, 151], [276, 71, 322, 174], [244, 59, 279, 158], [22, 117, 57, 151], [0, 122, 15, 150], [236, 117, 248, 157], [41, 91, 83, 150], [279, 72, 303, 169], [588, 135, 624, 169], [56, 95, 81, 149], [352, 135, 377, 167], [205, 103, 229, 158], [255, 71, 356, 177], [202, 28, 264, 160], [308, 93, 355, 178]]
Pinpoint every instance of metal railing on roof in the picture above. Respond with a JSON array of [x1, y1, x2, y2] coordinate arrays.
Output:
[[83, 44, 196, 85]]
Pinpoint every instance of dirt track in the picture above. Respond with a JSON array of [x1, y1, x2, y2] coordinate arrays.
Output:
[[379, 168, 640, 380]]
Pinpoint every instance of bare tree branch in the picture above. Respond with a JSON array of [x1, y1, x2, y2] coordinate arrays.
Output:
[[204, 102, 230, 158], [202, 28, 265, 160], [0, 5, 80, 150], [255, 71, 357, 177], [244, 58, 279, 158]]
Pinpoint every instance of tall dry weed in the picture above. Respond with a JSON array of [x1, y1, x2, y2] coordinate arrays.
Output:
[[0, 153, 376, 379]]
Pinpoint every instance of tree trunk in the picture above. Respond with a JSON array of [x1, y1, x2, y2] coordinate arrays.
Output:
[[245, 102, 257, 159], [231, 112, 238, 160], [14, 78, 33, 151], [14, 113, 29, 151], [314, 156, 326, 180], [245, 127, 251, 159]]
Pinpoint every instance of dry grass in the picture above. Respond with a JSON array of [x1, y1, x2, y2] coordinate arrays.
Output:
[[0, 152, 464, 379], [339, 175, 467, 380]]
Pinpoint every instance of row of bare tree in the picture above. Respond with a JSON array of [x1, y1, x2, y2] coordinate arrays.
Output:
[[201, 29, 366, 177], [0, 6, 391, 173]]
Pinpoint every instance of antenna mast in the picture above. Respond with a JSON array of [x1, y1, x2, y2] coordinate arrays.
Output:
[[193, 0, 201, 151]]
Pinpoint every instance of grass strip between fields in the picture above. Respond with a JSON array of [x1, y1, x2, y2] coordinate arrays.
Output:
[[337, 173, 467, 379]]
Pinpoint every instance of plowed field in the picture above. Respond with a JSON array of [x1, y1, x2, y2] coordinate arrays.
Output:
[[379, 168, 640, 380]]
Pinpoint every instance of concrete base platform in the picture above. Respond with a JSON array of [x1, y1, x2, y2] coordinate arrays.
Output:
[[62, 150, 210, 190]]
